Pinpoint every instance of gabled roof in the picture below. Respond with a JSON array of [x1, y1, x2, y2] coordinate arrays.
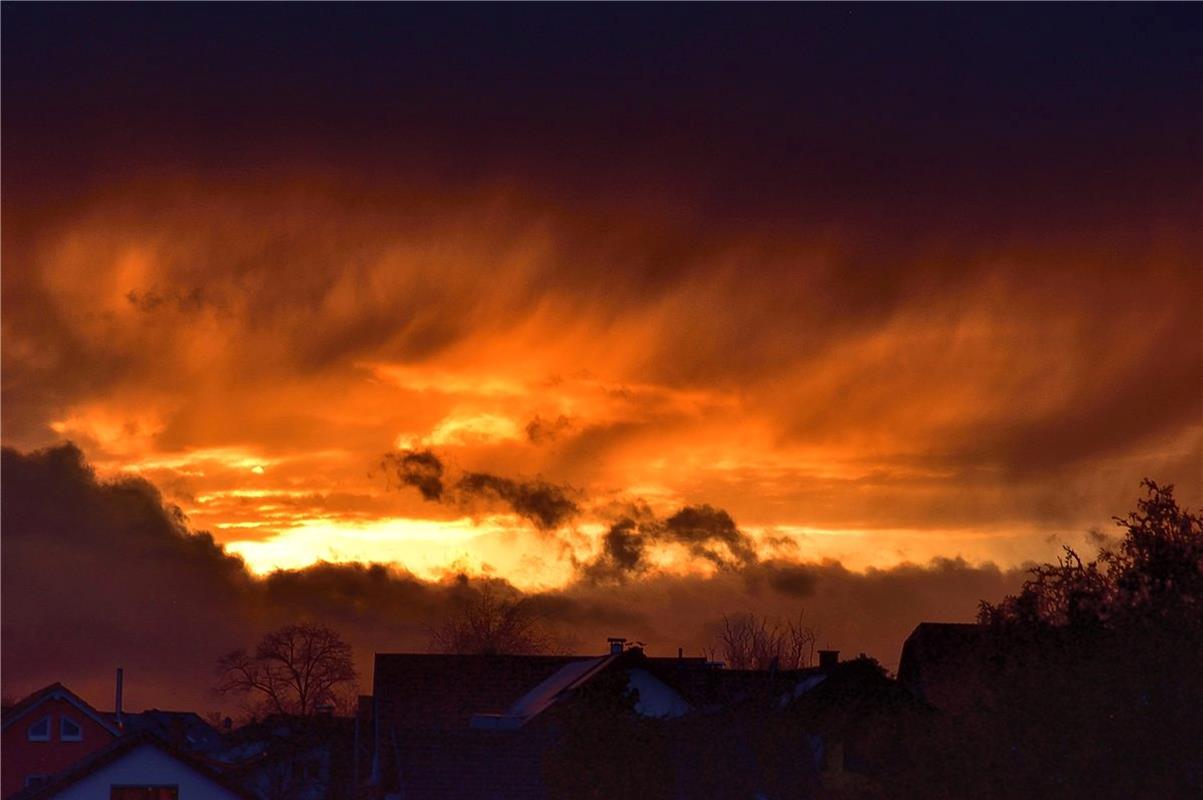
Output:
[[373, 653, 587, 731], [122, 709, 223, 753], [0, 683, 120, 736], [9, 731, 257, 800], [374, 650, 702, 733], [470, 655, 615, 729]]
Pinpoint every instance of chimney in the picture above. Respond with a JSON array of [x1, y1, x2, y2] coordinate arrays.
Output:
[[114, 668, 124, 730], [677, 647, 684, 660], [818, 650, 839, 671], [607, 637, 626, 655]]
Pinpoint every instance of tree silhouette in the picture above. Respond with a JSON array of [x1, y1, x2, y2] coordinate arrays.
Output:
[[217, 623, 357, 716], [428, 582, 556, 655], [980, 480, 1203, 632], [925, 480, 1203, 800], [716, 611, 816, 670]]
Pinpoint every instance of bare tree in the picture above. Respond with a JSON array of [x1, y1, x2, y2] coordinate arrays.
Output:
[[717, 611, 816, 670], [217, 623, 357, 716], [429, 582, 555, 655]]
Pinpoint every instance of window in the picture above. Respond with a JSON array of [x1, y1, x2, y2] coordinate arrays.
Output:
[[27, 716, 50, 741], [110, 788, 179, 800], [61, 716, 83, 741]]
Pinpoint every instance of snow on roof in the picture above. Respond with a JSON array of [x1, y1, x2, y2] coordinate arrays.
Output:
[[779, 673, 828, 708], [627, 668, 691, 719], [471, 656, 610, 729]]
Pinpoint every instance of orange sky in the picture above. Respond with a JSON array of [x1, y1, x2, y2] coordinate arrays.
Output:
[[4, 7, 1203, 710], [4, 173, 1199, 591], [3, 6, 1201, 608]]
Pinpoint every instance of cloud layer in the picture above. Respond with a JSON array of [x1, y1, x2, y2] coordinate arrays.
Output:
[[2, 6, 1199, 708], [3, 444, 1031, 712]]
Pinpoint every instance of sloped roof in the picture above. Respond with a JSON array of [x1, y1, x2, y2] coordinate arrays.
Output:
[[9, 732, 256, 800], [1, 683, 120, 736], [471, 655, 614, 729], [374, 650, 707, 732], [121, 709, 223, 753], [373, 653, 588, 731]]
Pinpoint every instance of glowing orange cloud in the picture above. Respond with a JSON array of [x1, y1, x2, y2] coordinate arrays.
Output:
[[3, 175, 1199, 586]]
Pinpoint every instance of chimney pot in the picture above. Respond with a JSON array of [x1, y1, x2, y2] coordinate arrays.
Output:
[[607, 637, 626, 655]]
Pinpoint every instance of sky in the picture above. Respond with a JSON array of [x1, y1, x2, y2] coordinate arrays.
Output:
[[3, 5, 1200, 709]]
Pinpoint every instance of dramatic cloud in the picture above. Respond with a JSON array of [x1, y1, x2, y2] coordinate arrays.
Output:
[[2, 5, 1199, 706], [663, 505, 758, 569], [384, 448, 579, 531], [585, 504, 760, 582], [2, 444, 1030, 710], [382, 449, 446, 501], [454, 473, 580, 532]]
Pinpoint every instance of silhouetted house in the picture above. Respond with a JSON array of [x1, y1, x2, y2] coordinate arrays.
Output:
[[897, 622, 990, 713], [120, 711, 223, 757], [1, 683, 121, 797], [8, 732, 255, 800], [367, 644, 700, 800], [352, 695, 374, 792], [781, 655, 924, 796], [220, 713, 357, 800]]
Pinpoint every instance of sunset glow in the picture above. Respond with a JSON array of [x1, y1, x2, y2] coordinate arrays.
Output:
[[3, 4, 1200, 712]]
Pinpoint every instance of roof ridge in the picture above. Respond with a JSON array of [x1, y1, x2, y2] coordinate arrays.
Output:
[[1, 682, 120, 736]]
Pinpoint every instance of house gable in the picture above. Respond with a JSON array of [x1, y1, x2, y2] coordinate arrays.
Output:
[[12, 735, 255, 800], [2, 687, 120, 799]]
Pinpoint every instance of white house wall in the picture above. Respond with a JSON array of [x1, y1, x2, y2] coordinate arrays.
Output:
[[50, 743, 244, 800]]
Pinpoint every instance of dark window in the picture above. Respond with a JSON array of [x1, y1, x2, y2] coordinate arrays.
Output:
[[110, 787, 179, 800], [27, 716, 50, 741], [61, 716, 83, 741]]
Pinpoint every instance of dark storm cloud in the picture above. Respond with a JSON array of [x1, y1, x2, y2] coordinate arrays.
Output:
[[3, 444, 583, 707], [584, 504, 760, 582], [126, 287, 220, 315], [600, 518, 645, 572], [385, 449, 579, 531], [382, 448, 445, 501], [455, 472, 579, 531], [5, 5, 1199, 234], [524, 414, 576, 445], [0, 443, 254, 708], [663, 505, 758, 568], [3, 1, 1200, 708], [2, 443, 1032, 707], [761, 563, 820, 598]]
